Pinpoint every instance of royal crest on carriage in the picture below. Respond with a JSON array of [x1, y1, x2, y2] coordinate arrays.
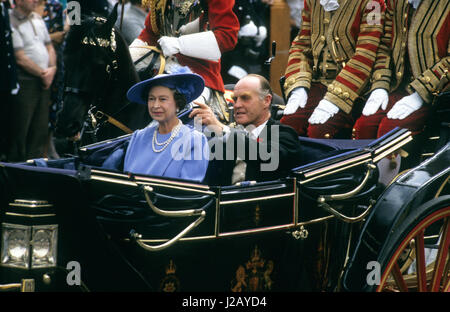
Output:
[[231, 246, 274, 292], [159, 259, 181, 292]]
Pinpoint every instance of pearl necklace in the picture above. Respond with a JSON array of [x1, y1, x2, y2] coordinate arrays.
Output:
[[152, 120, 182, 153]]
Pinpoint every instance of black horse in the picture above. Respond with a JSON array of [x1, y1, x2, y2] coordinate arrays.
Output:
[[55, 5, 150, 143]]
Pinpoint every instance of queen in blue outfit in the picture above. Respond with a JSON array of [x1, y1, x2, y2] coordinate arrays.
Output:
[[104, 72, 209, 182]]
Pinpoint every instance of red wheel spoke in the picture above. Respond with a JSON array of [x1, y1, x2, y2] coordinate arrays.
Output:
[[415, 230, 428, 292], [379, 205, 450, 292], [430, 218, 450, 292], [444, 261, 450, 292], [392, 262, 409, 292], [442, 254, 450, 291], [445, 281, 450, 292]]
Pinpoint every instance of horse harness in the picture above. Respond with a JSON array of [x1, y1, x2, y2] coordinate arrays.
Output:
[[65, 16, 133, 141]]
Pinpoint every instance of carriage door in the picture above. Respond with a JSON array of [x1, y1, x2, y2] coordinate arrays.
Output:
[[215, 178, 303, 292]]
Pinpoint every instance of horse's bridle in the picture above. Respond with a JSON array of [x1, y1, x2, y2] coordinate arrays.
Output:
[[64, 20, 132, 140]]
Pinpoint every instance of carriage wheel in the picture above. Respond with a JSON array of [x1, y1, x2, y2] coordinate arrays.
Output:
[[377, 200, 450, 292]]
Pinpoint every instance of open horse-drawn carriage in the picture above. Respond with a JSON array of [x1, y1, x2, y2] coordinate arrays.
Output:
[[1, 6, 449, 293], [1, 106, 448, 292]]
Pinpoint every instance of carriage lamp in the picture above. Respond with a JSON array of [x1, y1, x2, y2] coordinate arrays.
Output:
[[1, 223, 58, 269], [30, 225, 58, 268], [1, 223, 31, 269], [1, 199, 58, 270]]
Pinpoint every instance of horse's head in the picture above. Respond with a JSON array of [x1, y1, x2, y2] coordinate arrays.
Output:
[[56, 4, 138, 139]]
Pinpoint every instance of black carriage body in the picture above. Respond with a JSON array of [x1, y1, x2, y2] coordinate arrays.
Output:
[[0, 127, 434, 292], [0, 161, 154, 291], [0, 158, 305, 291], [87, 170, 300, 291], [342, 142, 450, 292]]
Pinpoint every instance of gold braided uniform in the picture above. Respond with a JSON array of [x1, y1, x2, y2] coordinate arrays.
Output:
[[281, 0, 386, 138], [354, 0, 450, 139]]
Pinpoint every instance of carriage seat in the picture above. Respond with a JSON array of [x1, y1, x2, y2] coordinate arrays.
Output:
[[202, 133, 376, 186], [76, 122, 379, 186], [24, 128, 406, 191]]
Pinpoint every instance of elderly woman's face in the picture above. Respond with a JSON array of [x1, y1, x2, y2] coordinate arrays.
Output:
[[147, 85, 178, 124]]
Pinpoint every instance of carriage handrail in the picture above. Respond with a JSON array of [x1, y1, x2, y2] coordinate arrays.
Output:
[[316, 162, 377, 223], [0, 283, 21, 291], [320, 162, 376, 201], [318, 198, 376, 223], [130, 185, 207, 251], [142, 185, 207, 217], [0, 279, 35, 292], [130, 211, 206, 252]]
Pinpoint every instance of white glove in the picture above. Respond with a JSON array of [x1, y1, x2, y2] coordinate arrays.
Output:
[[362, 88, 389, 116], [227, 65, 248, 80], [158, 32, 221, 61], [284, 87, 308, 115], [158, 36, 181, 57], [178, 31, 221, 61], [11, 83, 20, 95], [179, 18, 200, 35], [387, 92, 424, 120], [308, 99, 339, 124], [238, 20, 258, 37], [320, 0, 340, 11], [255, 26, 267, 47]]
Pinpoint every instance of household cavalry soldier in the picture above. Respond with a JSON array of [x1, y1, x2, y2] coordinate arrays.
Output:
[[128, 0, 239, 124], [280, 0, 386, 139], [353, 0, 450, 139]]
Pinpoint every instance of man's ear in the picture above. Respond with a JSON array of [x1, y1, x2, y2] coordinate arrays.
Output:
[[264, 94, 273, 109]]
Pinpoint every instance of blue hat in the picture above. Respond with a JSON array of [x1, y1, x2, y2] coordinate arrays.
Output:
[[127, 73, 205, 105]]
